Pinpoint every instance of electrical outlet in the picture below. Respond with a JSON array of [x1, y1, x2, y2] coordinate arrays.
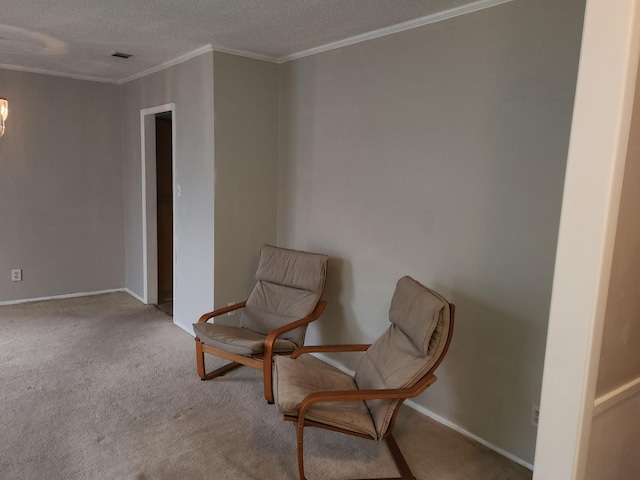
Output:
[[11, 269, 22, 282], [531, 404, 540, 427], [227, 302, 237, 316]]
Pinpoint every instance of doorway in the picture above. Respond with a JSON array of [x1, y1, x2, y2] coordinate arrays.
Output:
[[141, 103, 176, 315], [155, 112, 173, 315]]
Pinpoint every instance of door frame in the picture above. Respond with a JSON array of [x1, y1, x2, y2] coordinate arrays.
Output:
[[140, 103, 177, 305]]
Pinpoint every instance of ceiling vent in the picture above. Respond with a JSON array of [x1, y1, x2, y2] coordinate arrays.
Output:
[[112, 52, 133, 59]]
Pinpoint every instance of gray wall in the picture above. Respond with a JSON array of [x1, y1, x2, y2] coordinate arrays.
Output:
[[277, 0, 584, 464], [0, 69, 124, 303], [212, 52, 279, 315], [585, 54, 640, 480], [120, 53, 215, 331]]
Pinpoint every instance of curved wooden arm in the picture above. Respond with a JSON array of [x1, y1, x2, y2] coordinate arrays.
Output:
[[263, 300, 327, 402], [297, 374, 438, 430], [291, 344, 371, 359], [197, 300, 247, 323]]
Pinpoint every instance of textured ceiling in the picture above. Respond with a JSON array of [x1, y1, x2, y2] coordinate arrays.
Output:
[[0, 0, 503, 83]]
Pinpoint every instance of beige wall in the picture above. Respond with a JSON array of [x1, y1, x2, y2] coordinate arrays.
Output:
[[0, 69, 124, 303], [586, 393, 640, 480], [277, 0, 584, 464], [584, 51, 640, 480], [595, 58, 640, 395], [212, 52, 279, 315], [120, 53, 215, 331]]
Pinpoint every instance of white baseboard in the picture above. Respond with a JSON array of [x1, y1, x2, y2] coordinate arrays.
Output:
[[313, 353, 533, 471], [123, 288, 146, 304], [0, 288, 126, 306], [1, 288, 196, 340], [404, 399, 534, 471], [594, 376, 640, 416], [173, 319, 195, 336], [121, 289, 193, 336]]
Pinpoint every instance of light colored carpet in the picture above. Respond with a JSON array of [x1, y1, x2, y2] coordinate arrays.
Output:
[[0, 293, 533, 479]]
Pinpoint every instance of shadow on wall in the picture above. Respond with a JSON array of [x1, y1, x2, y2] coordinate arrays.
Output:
[[433, 283, 540, 453], [246, 252, 261, 295], [307, 255, 375, 372]]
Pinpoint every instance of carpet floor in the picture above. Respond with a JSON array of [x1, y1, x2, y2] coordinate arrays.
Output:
[[0, 292, 533, 479]]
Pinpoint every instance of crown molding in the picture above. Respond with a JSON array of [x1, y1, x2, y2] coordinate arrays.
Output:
[[0, 0, 517, 83], [276, 0, 517, 63], [118, 44, 213, 84], [212, 46, 280, 64], [0, 62, 117, 83]]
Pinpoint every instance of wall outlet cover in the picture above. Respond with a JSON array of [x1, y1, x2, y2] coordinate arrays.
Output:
[[531, 404, 540, 427]]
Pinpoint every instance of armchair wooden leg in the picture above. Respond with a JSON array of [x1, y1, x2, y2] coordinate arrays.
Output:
[[296, 422, 308, 480], [200, 361, 243, 380], [195, 338, 243, 380], [196, 338, 206, 378], [385, 434, 416, 480], [292, 425, 415, 480]]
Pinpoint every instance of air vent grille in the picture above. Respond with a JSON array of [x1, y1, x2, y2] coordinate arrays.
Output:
[[112, 52, 133, 59]]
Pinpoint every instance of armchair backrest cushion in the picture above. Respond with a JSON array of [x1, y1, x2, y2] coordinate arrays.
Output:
[[254, 245, 327, 294], [240, 245, 328, 346], [354, 276, 450, 439]]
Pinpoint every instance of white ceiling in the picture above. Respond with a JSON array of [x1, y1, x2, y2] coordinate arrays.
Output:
[[0, 0, 510, 83]]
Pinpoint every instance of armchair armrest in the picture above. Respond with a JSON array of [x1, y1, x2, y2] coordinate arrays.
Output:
[[263, 300, 327, 402], [291, 344, 371, 359], [197, 301, 247, 323]]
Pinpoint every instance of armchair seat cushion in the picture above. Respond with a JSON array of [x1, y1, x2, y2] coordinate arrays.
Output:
[[274, 354, 377, 439], [194, 323, 297, 356]]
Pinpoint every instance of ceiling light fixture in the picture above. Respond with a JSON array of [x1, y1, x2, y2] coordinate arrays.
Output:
[[0, 98, 8, 137]]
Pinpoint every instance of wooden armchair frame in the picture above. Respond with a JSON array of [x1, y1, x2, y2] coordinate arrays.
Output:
[[283, 305, 454, 480], [195, 300, 327, 402]]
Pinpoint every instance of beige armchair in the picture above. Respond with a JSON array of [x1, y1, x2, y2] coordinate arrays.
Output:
[[193, 245, 328, 403], [273, 276, 454, 480]]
